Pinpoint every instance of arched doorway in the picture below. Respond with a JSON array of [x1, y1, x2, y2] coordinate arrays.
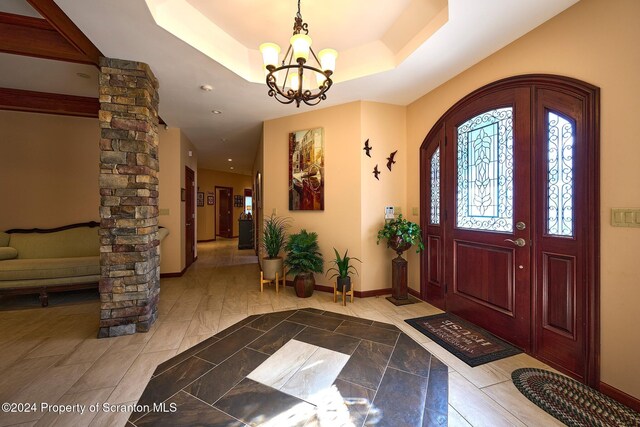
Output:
[[420, 75, 599, 386]]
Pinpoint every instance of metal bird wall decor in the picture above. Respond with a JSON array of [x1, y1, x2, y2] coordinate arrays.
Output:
[[373, 164, 380, 180], [386, 150, 398, 171], [363, 139, 372, 157]]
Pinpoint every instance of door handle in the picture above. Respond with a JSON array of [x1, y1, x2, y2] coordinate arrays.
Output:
[[504, 238, 526, 247], [186, 223, 191, 226]]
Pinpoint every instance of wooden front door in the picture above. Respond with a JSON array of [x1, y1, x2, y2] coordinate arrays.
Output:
[[185, 167, 195, 268], [421, 75, 599, 385], [217, 187, 233, 238], [445, 87, 532, 349]]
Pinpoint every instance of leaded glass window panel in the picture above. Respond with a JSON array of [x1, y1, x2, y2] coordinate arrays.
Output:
[[430, 146, 440, 225], [456, 107, 513, 232], [547, 111, 574, 236]]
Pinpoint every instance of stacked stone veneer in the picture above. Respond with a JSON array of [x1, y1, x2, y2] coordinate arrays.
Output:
[[98, 58, 160, 338]]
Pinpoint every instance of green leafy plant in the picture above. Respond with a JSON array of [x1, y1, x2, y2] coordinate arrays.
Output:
[[327, 248, 361, 280], [284, 229, 324, 275], [376, 214, 425, 252], [261, 214, 291, 259]]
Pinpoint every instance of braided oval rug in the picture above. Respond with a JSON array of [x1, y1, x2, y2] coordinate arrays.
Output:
[[512, 368, 640, 427]]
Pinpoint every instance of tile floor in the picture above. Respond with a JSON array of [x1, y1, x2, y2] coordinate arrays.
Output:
[[131, 309, 447, 426], [0, 239, 565, 427]]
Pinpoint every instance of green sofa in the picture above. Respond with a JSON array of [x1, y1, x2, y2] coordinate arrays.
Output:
[[0, 222, 169, 307]]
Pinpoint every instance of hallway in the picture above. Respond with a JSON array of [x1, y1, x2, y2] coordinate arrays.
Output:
[[0, 240, 562, 426]]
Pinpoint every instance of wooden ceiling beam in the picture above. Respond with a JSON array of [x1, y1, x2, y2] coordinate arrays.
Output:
[[26, 0, 102, 66], [0, 12, 91, 64], [0, 87, 99, 118]]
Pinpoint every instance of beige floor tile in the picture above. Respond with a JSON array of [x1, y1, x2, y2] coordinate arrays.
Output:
[[108, 350, 176, 404], [68, 349, 140, 393], [481, 380, 565, 427], [163, 299, 200, 322], [1, 362, 93, 426], [0, 355, 62, 402], [55, 337, 114, 367], [34, 386, 113, 427], [142, 320, 190, 353], [177, 334, 211, 354], [185, 309, 221, 337], [449, 372, 526, 427], [248, 303, 275, 315], [424, 342, 509, 388], [448, 405, 473, 427]]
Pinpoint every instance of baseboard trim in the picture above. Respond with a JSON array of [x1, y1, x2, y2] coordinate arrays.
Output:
[[355, 288, 392, 298], [160, 266, 187, 278], [197, 238, 216, 243], [599, 382, 640, 412], [408, 288, 422, 299]]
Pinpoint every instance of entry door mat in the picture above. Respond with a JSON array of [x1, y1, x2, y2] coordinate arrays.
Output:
[[405, 313, 522, 367], [512, 368, 640, 427]]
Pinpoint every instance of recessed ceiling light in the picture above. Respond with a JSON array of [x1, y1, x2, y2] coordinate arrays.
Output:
[[227, 158, 232, 162], [220, 138, 227, 142], [76, 72, 91, 79], [230, 166, 234, 170], [212, 110, 222, 114], [200, 84, 213, 91]]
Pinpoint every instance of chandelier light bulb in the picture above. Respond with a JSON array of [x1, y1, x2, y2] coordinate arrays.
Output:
[[318, 49, 338, 74], [290, 34, 312, 63], [259, 43, 281, 69]]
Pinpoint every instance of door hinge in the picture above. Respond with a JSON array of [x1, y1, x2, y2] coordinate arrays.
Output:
[[444, 209, 448, 221], [444, 282, 448, 293], [444, 135, 448, 146]]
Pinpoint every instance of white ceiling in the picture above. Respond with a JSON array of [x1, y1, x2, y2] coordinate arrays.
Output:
[[3, 0, 579, 175]]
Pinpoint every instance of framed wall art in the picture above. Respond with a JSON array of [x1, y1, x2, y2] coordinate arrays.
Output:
[[234, 195, 243, 207], [289, 127, 324, 210], [207, 195, 215, 205], [197, 192, 204, 207]]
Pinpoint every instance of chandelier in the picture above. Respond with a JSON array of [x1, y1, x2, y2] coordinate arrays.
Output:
[[259, 0, 337, 107]]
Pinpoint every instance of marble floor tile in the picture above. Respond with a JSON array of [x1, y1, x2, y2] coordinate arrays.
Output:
[[247, 339, 318, 389], [247, 320, 306, 355], [187, 347, 268, 405], [213, 378, 315, 427], [109, 349, 177, 404], [280, 346, 350, 405], [142, 320, 190, 353], [366, 367, 430, 427], [334, 320, 400, 347], [136, 391, 246, 427], [337, 340, 393, 390], [196, 326, 264, 364], [294, 325, 361, 355]]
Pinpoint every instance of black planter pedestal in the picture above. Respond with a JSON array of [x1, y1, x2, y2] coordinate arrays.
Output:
[[386, 254, 417, 306]]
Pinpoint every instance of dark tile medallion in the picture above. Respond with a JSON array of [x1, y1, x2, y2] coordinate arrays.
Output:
[[131, 309, 448, 426]]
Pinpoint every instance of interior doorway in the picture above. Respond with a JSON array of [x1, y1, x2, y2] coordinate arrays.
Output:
[[216, 186, 233, 238], [185, 166, 196, 268], [420, 75, 600, 386]]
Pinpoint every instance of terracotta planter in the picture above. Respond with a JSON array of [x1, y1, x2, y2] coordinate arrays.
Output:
[[388, 236, 411, 256], [294, 272, 315, 298], [336, 276, 351, 292], [262, 257, 283, 280]]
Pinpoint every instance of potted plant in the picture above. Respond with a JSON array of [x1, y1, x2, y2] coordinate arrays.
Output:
[[261, 214, 291, 280], [377, 214, 424, 304], [376, 214, 425, 255], [284, 229, 324, 298], [326, 248, 361, 293]]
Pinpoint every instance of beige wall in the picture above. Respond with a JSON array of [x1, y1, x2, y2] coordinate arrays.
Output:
[[405, 0, 640, 398], [196, 169, 252, 241], [263, 102, 363, 289], [360, 102, 409, 292], [253, 133, 264, 263], [0, 111, 194, 275], [262, 101, 410, 293], [0, 111, 99, 230], [179, 131, 198, 264]]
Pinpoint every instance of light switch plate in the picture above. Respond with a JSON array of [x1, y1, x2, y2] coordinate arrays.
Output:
[[159, 208, 170, 216], [412, 207, 419, 216], [611, 208, 640, 227]]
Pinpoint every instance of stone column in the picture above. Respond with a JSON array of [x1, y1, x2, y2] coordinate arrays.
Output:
[[98, 57, 160, 338]]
